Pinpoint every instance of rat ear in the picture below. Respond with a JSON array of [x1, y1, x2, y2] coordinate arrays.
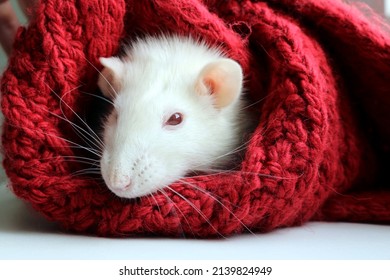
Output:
[[196, 58, 243, 109], [97, 57, 124, 99]]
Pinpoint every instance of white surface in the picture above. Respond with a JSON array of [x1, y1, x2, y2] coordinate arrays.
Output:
[[1, 0, 389, 262], [1, 182, 389, 260], [386, 0, 390, 17]]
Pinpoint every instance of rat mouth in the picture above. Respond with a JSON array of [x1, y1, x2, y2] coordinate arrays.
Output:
[[108, 186, 137, 199], [110, 182, 133, 192]]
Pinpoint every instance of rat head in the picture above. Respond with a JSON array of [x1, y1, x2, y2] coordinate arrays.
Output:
[[97, 37, 244, 199]]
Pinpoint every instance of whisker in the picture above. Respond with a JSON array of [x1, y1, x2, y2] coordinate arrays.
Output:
[[190, 115, 285, 173], [166, 186, 226, 239], [240, 94, 269, 111], [57, 100, 105, 153], [147, 192, 162, 214], [71, 168, 102, 177], [190, 168, 303, 181], [178, 179, 238, 208], [39, 105, 103, 154], [6, 121, 102, 156], [178, 179, 259, 237], [189, 136, 253, 171], [79, 90, 114, 106], [84, 56, 119, 99], [158, 189, 195, 238], [54, 155, 100, 162], [4, 91, 101, 158], [44, 82, 106, 151], [37, 155, 100, 167]]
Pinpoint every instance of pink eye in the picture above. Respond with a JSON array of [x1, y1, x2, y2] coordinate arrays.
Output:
[[165, 112, 183, 126]]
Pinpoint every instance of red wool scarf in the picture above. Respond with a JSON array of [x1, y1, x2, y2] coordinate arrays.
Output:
[[1, 0, 390, 237]]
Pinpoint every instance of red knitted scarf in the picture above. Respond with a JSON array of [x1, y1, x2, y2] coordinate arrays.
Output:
[[1, 0, 390, 237]]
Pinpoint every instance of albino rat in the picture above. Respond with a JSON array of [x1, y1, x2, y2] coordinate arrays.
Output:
[[97, 35, 251, 199]]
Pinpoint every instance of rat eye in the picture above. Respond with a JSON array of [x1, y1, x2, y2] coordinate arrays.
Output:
[[165, 112, 183, 126]]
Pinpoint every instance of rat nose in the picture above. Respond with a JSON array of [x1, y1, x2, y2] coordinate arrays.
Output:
[[109, 172, 133, 191]]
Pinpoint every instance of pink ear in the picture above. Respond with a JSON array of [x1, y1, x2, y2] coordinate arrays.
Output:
[[97, 57, 124, 99], [196, 58, 243, 109]]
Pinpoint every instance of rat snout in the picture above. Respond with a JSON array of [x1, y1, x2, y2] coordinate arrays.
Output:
[[108, 168, 133, 191], [100, 152, 134, 192], [102, 160, 133, 192], [101, 148, 158, 198]]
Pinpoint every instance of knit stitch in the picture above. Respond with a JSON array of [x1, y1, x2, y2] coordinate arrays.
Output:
[[1, 0, 389, 237]]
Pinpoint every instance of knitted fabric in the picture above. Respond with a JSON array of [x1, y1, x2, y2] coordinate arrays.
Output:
[[1, 0, 390, 237]]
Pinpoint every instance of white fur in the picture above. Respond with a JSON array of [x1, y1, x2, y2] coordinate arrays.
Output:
[[98, 35, 248, 199]]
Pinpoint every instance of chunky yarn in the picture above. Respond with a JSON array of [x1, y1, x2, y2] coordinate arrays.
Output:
[[1, 0, 390, 237]]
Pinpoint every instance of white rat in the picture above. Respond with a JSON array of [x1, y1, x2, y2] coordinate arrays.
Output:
[[97, 35, 251, 199]]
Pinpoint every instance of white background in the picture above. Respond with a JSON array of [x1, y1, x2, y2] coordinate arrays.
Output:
[[1, 0, 390, 260], [1, 183, 390, 260]]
